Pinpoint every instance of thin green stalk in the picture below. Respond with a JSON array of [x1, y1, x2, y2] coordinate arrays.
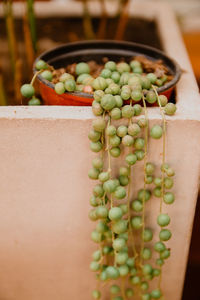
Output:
[[101, 111, 106, 161], [3, 0, 18, 74], [23, 12, 35, 73], [152, 86, 166, 214], [152, 85, 166, 292], [105, 116, 116, 266], [26, 0, 37, 53], [110, 193, 117, 267], [127, 165, 138, 258], [82, 0, 95, 39], [140, 94, 149, 266], [96, 242, 105, 291], [106, 116, 111, 174], [127, 100, 138, 259], [95, 113, 107, 294]]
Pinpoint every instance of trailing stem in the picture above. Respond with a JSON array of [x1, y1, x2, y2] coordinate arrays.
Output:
[[30, 70, 43, 86], [152, 85, 167, 292], [140, 94, 149, 266], [127, 165, 138, 258], [26, 0, 37, 53], [152, 86, 166, 214], [106, 116, 112, 174], [121, 277, 127, 300], [127, 100, 138, 258]]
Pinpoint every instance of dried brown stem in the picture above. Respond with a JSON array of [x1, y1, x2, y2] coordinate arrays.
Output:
[[14, 59, 23, 105], [97, 0, 107, 39], [3, 0, 19, 73], [23, 12, 35, 74], [82, 0, 95, 39], [114, 0, 130, 40], [0, 73, 7, 106]]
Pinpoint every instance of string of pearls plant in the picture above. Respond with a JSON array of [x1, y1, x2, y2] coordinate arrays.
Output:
[[20, 58, 177, 300], [86, 61, 176, 300]]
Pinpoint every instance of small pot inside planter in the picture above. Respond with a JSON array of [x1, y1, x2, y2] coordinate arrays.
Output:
[[34, 40, 181, 106]]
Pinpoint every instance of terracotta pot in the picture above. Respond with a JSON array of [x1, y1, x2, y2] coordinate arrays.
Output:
[[34, 40, 181, 106]]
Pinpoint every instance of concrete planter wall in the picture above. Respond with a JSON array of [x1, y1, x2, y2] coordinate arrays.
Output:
[[0, 1, 200, 300]]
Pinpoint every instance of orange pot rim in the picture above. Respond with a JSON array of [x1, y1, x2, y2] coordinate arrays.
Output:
[[34, 40, 181, 101]]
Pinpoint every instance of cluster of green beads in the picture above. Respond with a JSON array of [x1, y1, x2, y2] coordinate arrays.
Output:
[[54, 60, 168, 96], [87, 60, 176, 300], [20, 59, 52, 105], [21, 58, 177, 117]]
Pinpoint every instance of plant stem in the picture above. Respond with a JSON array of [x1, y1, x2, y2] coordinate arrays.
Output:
[[127, 100, 138, 258], [152, 86, 166, 214], [152, 85, 166, 292], [140, 94, 149, 266], [26, 0, 37, 53], [114, 0, 130, 40], [14, 58, 23, 104], [82, 0, 95, 40], [110, 193, 117, 267], [121, 277, 127, 300], [127, 165, 138, 258], [0, 73, 7, 106], [3, 0, 22, 103], [105, 115, 116, 266], [116, 0, 124, 17], [3, 0, 18, 74], [106, 116, 111, 174], [101, 111, 106, 162], [97, 0, 107, 39], [30, 70, 43, 86], [158, 267, 163, 290], [23, 12, 35, 74]]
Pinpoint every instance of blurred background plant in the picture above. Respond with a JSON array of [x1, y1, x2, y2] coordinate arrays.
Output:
[[0, 0, 138, 105], [0, 0, 199, 106]]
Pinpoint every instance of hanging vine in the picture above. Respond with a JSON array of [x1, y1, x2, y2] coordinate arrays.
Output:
[[87, 60, 176, 300]]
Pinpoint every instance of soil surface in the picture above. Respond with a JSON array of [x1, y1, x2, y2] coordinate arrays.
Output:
[[52, 55, 173, 86]]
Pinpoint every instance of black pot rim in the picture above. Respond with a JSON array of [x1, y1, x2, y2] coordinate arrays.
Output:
[[34, 40, 181, 99]]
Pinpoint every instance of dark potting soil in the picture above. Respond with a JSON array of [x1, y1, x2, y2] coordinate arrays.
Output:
[[51, 55, 172, 87]]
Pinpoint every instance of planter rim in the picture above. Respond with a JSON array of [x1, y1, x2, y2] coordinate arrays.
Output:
[[34, 40, 181, 99]]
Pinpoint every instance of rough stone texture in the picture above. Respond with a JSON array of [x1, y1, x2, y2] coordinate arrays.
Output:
[[0, 1, 200, 300]]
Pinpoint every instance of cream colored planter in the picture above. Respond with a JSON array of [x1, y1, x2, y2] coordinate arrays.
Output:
[[0, 1, 200, 300]]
